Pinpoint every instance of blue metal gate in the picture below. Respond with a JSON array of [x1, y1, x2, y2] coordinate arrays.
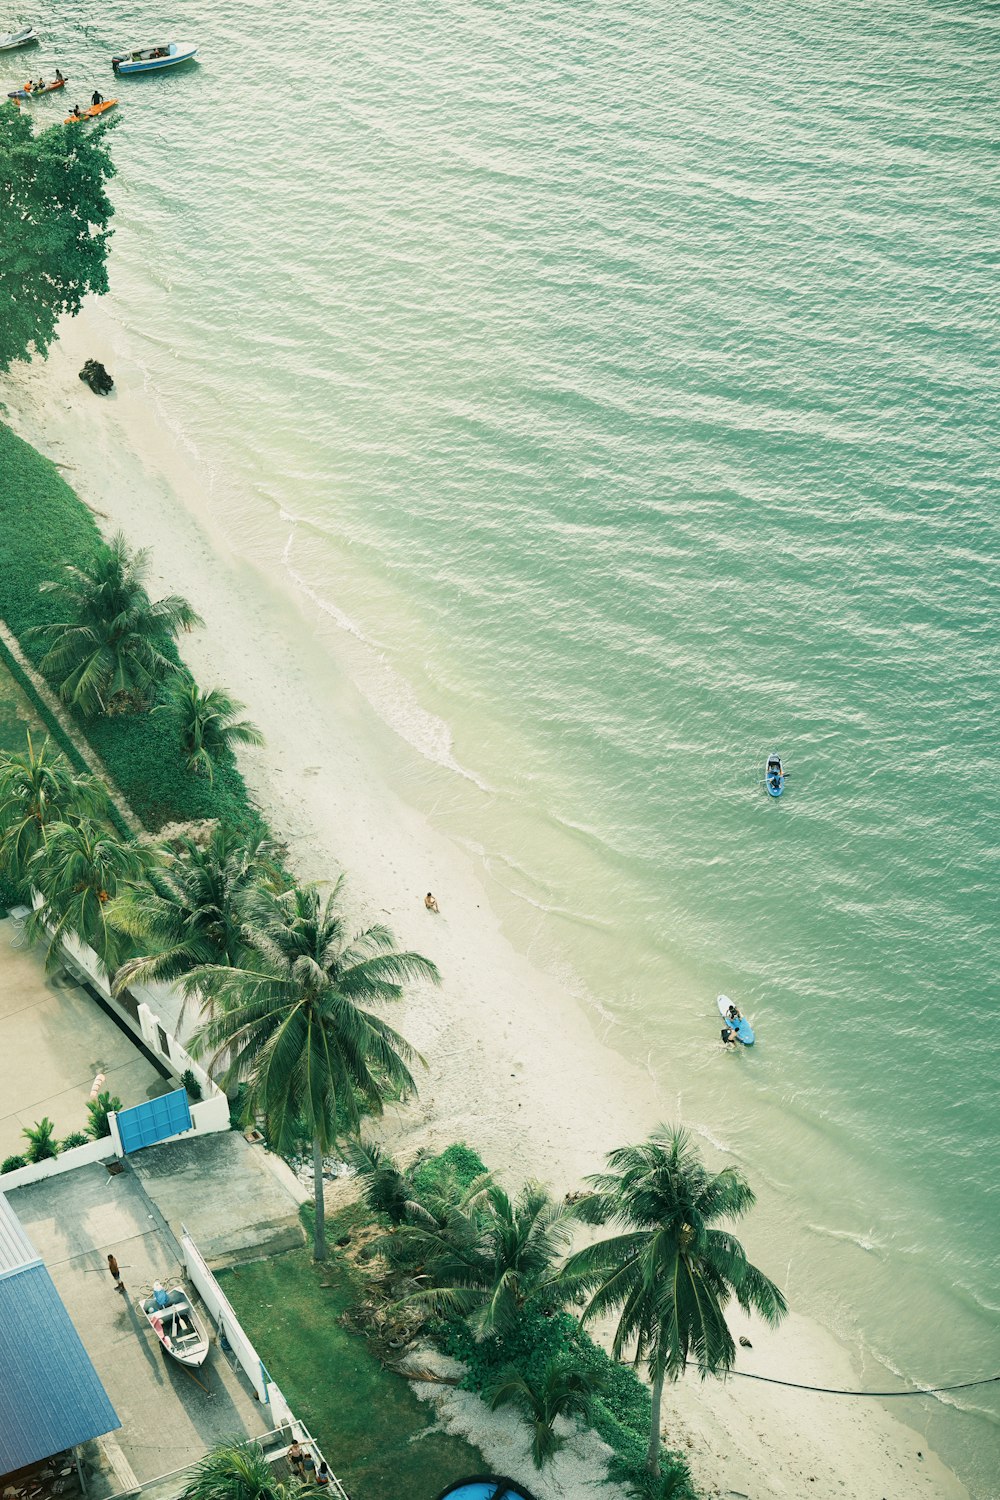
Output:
[[116, 1088, 192, 1153]]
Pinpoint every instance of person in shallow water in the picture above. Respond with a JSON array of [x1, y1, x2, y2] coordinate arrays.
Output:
[[721, 1026, 739, 1046], [91, 90, 103, 106], [424, 891, 440, 912]]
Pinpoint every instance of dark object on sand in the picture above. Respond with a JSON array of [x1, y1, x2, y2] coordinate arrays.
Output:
[[80, 358, 114, 394]]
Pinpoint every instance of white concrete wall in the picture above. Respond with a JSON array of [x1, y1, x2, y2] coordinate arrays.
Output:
[[0, 1135, 113, 1190], [181, 1229, 270, 1403]]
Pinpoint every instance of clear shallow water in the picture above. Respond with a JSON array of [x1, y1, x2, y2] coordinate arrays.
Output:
[[15, 0, 1000, 1489]]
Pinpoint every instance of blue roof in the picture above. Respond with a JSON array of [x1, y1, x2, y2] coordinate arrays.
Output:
[[0, 1196, 119, 1474]]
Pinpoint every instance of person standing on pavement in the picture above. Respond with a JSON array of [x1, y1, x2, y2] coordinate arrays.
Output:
[[107, 1253, 124, 1292]]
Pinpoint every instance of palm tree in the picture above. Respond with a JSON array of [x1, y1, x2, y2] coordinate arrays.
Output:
[[22, 1117, 59, 1163], [109, 824, 285, 993], [180, 1440, 318, 1500], [563, 1127, 787, 1479], [0, 732, 109, 881], [190, 880, 438, 1261], [86, 1090, 122, 1140], [488, 1356, 604, 1468], [30, 531, 202, 715], [27, 817, 148, 972], [384, 1177, 572, 1334], [348, 1139, 416, 1226], [155, 680, 264, 781]]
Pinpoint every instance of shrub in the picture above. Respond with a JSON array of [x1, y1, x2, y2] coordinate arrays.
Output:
[[1, 1154, 27, 1173], [181, 1067, 203, 1101], [22, 1116, 59, 1162], [411, 1141, 488, 1196], [86, 1091, 122, 1140], [60, 1131, 90, 1150]]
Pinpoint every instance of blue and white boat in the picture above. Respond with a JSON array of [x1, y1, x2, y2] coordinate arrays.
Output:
[[765, 751, 784, 797], [111, 41, 198, 75]]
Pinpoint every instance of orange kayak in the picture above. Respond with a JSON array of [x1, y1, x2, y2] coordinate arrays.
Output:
[[64, 98, 117, 123]]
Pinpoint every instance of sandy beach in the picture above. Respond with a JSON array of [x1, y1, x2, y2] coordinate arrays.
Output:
[[0, 306, 971, 1500]]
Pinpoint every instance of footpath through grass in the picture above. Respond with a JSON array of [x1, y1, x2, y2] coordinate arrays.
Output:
[[218, 1215, 486, 1500]]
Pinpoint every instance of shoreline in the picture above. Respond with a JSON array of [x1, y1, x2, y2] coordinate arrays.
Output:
[[0, 306, 971, 1500]]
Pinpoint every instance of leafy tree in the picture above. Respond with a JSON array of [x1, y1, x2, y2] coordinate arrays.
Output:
[[27, 817, 147, 970], [1, 1154, 28, 1173], [179, 1440, 320, 1500], [60, 1130, 90, 1150], [488, 1356, 604, 1468], [30, 531, 202, 715], [155, 680, 264, 781], [109, 823, 285, 992], [0, 732, 109, 881], [0, 103, 118, 371], [86, 1090, 122, 1140], [384, 1177, 571, 1334], [22, 1116, 59, 1162], [563, 1126, 787, 1478], [190, 880, 436, 1260]]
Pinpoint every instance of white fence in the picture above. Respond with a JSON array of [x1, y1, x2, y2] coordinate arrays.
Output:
[[181, 1230, 350, 1500], [0, 1135, 112, 1191], [0, 909, 229, 1192]]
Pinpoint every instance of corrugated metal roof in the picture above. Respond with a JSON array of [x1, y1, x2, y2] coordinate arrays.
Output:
[[0, 1261, 121, 1471], [0, 1191, 40, 1278], [0, 1200, 119, 1473]]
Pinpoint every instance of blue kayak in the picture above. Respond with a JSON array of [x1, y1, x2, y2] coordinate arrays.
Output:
[[718, 995, 755, 1044], [765, 752, 784, 797]]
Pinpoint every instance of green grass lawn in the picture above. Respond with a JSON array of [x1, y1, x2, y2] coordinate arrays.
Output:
[[0, 656, 45, 755], [218, 1221, 486, 1500]]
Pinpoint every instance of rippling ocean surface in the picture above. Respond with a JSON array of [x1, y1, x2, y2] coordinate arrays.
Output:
[[16, 0, 999, 1489]]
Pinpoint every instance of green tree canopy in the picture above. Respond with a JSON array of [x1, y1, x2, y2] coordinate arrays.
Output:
[[0, 102, 117, 371], [564, 1126, 787, 1477], [31, 530, 202, 715]]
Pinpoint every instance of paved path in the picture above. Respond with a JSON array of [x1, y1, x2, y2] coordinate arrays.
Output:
[[7, 1163, 272, 1487]]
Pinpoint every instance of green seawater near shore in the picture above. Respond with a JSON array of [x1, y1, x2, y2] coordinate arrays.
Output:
[[8, 0, 997, 1490]]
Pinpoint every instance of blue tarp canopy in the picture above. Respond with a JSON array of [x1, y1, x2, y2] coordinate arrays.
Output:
[[0, 1195, 119, 1475]]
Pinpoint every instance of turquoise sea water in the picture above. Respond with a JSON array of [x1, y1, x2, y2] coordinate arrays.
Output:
[[10, 0, 1000, 1490]]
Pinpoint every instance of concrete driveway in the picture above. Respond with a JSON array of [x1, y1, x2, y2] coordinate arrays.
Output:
[[0, 918, 169, 1160], [6, 1163, 271, 1488]]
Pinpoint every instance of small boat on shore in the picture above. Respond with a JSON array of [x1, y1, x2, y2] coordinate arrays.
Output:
[[765, 752, 784, 797], [0, 25, 39, 51], [111, 41, 198, 74], [718, 995, 755, 1045], [64, 98, 118, 123], [8, 77, 65, 99], [139, 1282, 210, 1367]]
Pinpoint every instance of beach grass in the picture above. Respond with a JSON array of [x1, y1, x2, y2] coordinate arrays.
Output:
[[218, 1204, 487, 1500]]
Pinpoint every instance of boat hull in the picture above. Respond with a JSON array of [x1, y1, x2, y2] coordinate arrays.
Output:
[[140, 1286, 210, 1368], [112, 43, 198, 74], [765, 753, 784, 797], [0, 28, 40, 51]]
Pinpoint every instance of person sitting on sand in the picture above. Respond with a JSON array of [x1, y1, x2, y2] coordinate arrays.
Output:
[[424, 892, 440, 913]]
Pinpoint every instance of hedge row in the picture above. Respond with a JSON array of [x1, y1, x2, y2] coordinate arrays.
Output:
[[0, 421, 265, 837]]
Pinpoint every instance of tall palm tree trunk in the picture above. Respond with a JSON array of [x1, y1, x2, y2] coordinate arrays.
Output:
[[312, 1136, 327, 1262], [646, 1365, 665, 1476]]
